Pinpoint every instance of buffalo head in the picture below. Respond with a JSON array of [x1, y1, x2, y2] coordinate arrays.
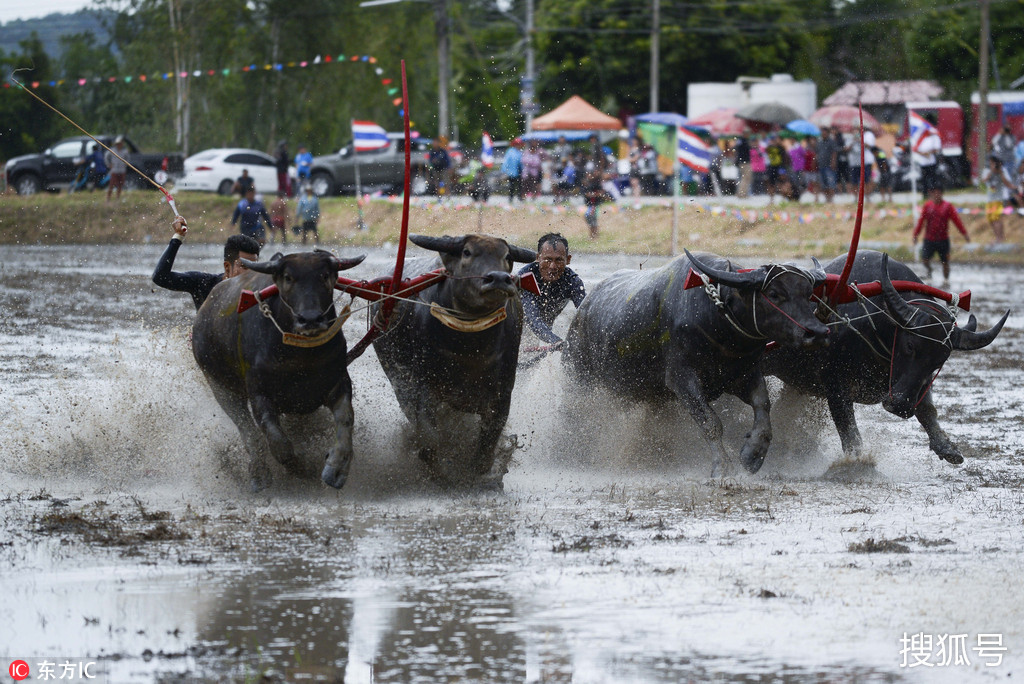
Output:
[[686, 249, 830, 349], [410, 234, 536, 315], [878, 253, 1008, 417], [242, 250, 365, 335]]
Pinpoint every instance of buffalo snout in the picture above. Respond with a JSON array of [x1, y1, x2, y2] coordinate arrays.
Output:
[[882, 396, 917, 419], [293, 310, 330, 334], [480, 270, 517, 297], [801, 322, 830, 349]]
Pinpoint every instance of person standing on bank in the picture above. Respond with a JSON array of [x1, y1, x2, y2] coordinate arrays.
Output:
[[152, 216, 261, 309], [105, 136, 128, 202], [230, 186, 274, 245], [274, 141, 291, 196], [295, 184, 321, 245], [912, 186, 969, 287], [517, 233, 587, 347]]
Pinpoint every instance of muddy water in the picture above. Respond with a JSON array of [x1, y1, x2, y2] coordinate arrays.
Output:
[[1, 243, 1022, 683]]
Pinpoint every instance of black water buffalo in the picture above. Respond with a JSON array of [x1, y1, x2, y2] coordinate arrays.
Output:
[[372, 234, 536, 487], [192, 249, 365, 491], [564, 250, 830, 476], [764, 251, 1008, 465]]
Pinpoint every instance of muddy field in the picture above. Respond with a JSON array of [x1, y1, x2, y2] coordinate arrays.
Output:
[[1, 243, 1022, 683]]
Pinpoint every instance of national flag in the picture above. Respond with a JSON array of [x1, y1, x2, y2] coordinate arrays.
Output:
[[352, 120, 389, 152], [677, 125, 711, 174], [481, 132, 494, 168], [908, 110, 938, 152]]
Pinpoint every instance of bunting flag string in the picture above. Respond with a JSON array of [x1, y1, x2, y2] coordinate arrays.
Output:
[[2, 52, 407, 117]]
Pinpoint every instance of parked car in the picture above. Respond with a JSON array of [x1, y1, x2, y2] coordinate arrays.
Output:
[[307, 133, 432, 196], [4, 135, 183, 195], [176, 148, 282, 195]]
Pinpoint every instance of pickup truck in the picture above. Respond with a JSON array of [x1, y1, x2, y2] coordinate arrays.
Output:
[[307, 133, 432, 196], [4, 135, 184, 195]]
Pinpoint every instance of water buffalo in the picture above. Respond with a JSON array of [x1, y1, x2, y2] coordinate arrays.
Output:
[[372, 234, 536, 487], [764, 251, 1008, 465], [192, 249, 365, 491], [564, 250, 829, 476]]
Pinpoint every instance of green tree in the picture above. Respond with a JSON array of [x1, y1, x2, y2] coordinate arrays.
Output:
[[0, 35, 62, 160]]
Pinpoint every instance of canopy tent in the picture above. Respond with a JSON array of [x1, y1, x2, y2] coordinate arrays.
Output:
[[810, 105, 881, 132], [521, 130, 594, 142], [530, 95, 622, 131], [686, 108, 750, 137], [635, 112, 688, 127]]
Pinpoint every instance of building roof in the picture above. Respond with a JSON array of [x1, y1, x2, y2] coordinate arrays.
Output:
[[824, 80, 943, 106]]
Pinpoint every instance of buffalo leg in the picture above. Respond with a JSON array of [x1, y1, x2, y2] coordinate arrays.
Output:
[[915, 391, 964, 465], [474, 401, 510, 477], [249, 395, 305, 478], [205, 376, 272, 492], [666, 368, 729, 476], [322, 377, 356, 489], [826, 394, 863, 459], [735, 373, 772, 474]]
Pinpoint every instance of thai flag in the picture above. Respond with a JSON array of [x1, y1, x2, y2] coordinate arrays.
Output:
[[908, 110, 937, 151], [677, 125, 711, 174], [352, 120, 389, 152], [481, 131, 494, 168]]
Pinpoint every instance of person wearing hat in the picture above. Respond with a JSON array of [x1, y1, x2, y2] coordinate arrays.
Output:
[[501, 137, 525, 203], [105, 135, 128, 202]]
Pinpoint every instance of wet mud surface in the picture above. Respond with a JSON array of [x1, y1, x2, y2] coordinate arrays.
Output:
[[1, 244, 1022, 683]]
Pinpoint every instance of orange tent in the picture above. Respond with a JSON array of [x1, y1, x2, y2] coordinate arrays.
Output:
[[530, 95, 622, 131]]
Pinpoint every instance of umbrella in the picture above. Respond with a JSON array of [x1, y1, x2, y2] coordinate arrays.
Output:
[[736, 101, 803, 126], [809, 105, 880, 133], [786, 119, 820, 136], [686, 108, 750, 137]]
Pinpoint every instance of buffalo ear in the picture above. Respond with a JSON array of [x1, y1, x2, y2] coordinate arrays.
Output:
[[240, 253, 283, 274], [508, 244, 537, 263], [410, 234, 465, 255]]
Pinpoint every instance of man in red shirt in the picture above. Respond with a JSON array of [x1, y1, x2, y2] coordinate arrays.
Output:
[[912, 187, 970, 285]]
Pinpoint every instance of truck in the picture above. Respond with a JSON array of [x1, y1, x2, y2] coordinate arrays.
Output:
[[307, 132, 432, 196], [3, 135, 184, 195]]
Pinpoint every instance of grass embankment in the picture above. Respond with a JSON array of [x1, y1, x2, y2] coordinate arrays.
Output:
[[0, 189, 1020, 264]]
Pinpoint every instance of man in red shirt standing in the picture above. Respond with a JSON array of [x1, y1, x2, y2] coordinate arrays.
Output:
[[912, 187, 970, 286]]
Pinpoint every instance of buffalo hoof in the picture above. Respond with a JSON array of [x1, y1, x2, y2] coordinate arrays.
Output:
[[742, 454, 765, 474], [250, 476, 271, 493], [321, 462, 348, 490], [939, 452, 964, 465]]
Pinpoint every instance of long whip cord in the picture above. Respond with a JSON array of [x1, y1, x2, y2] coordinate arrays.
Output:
[[10, 70, 183, 219]]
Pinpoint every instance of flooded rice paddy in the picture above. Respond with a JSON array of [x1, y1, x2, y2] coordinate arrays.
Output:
[[1, 242, 1022, 683]]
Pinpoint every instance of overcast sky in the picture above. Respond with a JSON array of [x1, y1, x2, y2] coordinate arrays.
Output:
[[0, 0, 93, 24]]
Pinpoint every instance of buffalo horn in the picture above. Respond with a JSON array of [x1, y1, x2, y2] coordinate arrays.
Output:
[[330, 254, 366, 271], [240, 253, 284, 274], [684, 248, 762, 290], [810, 257, 828, 286], [951, 310, 1009, 351], [409, 234, 464, 255], [880, 254, 919, 327], [508, 244, 538, 263]]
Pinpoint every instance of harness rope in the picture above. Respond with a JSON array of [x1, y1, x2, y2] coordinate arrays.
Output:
[[812, 288, 957, 408], [253, 289, 351, 348]]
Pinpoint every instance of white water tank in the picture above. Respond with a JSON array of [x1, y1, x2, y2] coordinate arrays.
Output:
[[687, 83, 744, 118], [749, 76, 817, 118]]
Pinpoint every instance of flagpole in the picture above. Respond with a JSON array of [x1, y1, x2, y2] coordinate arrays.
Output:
[[672, 128, 680, 256], [352, 119, 367, 231]]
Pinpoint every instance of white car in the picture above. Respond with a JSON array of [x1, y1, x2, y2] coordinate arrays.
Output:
[[176, 148, 281, 195]]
